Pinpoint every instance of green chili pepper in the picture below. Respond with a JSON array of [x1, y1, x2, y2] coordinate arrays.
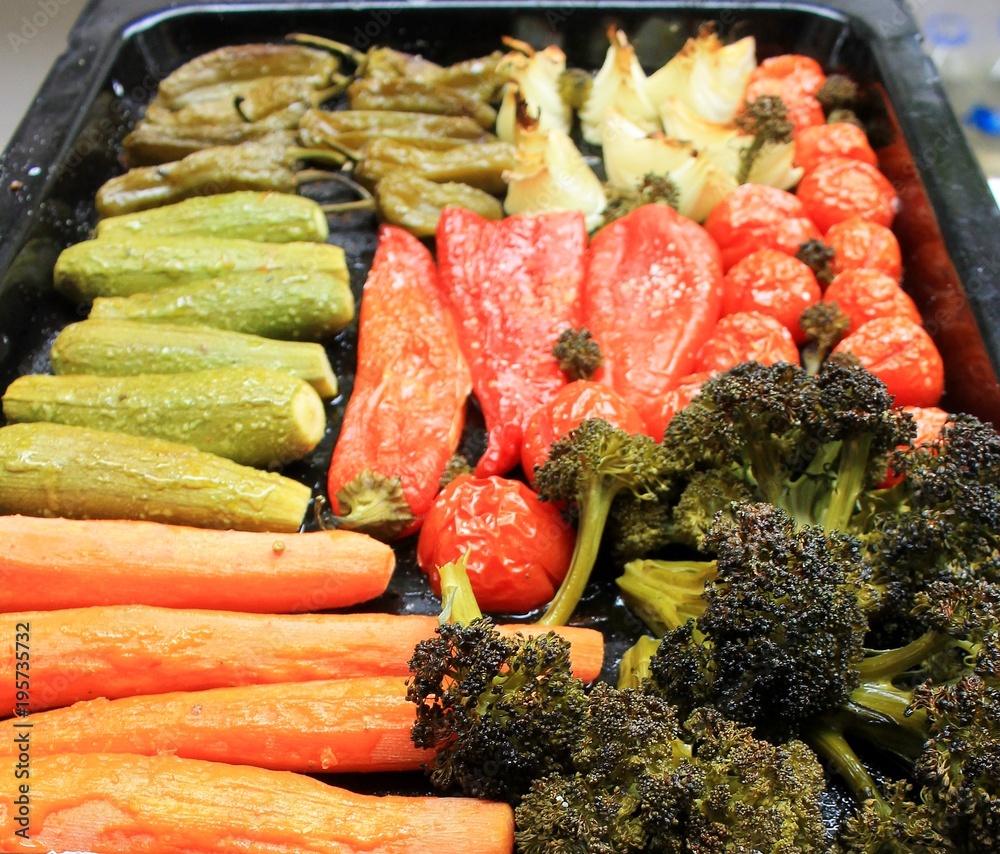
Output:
[[347, 78, 497, 129], [298, 108, 490, 154], [375, 172, 504, 237], [122, 124, 298, 167], [156, 44, 340, 110], [353, 138, 515, 195], [96, 142, 345, 218]]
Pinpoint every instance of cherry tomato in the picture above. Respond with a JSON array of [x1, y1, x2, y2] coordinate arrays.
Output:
[[645, 371, 716, 440], [823, 269, 921, 333], [825, 216, 903, 280], [722, 248, 822, 343], [793, 122, 878, 174], [879, 405, 950, 488], [745, 54, 827, 133], [797, 157, 899, 233], [521, 380, 645, 483], [703, 184, 822, 271], [416, 474, 574, 614], [832, 316, 945, 408], [694, 311, 801, 373]]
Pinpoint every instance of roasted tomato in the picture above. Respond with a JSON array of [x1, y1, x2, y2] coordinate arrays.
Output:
[[694, 311, 801, 372], [416, 474, 575, 614]]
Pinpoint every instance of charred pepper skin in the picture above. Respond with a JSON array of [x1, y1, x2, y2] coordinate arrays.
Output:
[[583, 204, 724, 437], [326, 225, 472, 540], [436, 208, 588, 478]]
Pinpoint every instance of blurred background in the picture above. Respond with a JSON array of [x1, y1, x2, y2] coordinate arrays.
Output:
[[0, 0, 997, 200]]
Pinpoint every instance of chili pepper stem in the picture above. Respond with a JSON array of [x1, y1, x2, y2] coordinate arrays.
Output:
[[321, 200, 376, 214], [286, 33, 367, 68], [538, 481, 612, 626]]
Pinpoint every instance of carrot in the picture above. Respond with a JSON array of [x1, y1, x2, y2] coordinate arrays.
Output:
[[0, 605, 604, 713], [0, 752, 515, 853], [0, 677, 427, 773], [0, 515, 395, 613]]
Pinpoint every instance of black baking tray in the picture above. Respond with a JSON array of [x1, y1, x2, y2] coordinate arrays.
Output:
[[1, 0, 999, 819]]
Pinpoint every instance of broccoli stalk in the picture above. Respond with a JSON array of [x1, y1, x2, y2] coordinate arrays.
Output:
[[534, 418, 667, 625], [615, 556, 716, 636], [798, 301, 850, 376], [735, 94, 794, 184]]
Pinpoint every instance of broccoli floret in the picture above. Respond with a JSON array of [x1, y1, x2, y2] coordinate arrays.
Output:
[[816, 73, 860, 115], [662, 361, 913, 534], [319, 470, 415, 541], [515, 686, 830, 853], [861, 414, 1000, 630], [648, 502, 870, 741], [602, 174, 682, 225], [796, 238, 836, 286], [735, 95, 794, 184], [799, 302, 851, 376], [558, 66, 593, 111], [553, 327, 603, 381], [406, 553, 588, 803], [534, 418, 668, 625], [806, 579, 1000, 851]]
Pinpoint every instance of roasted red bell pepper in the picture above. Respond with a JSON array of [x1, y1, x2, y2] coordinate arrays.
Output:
[[583, 204, 723, 437], [435, 207, 587, 477], [326, 224, 472, 540]]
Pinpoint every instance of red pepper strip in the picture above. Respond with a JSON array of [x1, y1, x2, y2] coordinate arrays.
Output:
[[327, 224, 472, 538], [435, 207, 587, 477], [583, 204, 724, 437]]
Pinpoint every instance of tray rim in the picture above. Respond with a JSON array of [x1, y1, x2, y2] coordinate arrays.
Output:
[[1, 0, 999, 384]]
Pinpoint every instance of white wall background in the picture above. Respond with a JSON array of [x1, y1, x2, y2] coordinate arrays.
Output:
[[0, 0, 90, 150]]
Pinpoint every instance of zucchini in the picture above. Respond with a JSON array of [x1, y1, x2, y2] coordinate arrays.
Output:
[[53, 236, 347, 301], [88, 269, 354, 341], [0, 422, 311, 533], [3, 368, 326, 469], [50, 320, 338, 399], [95, 191, 330, 243]]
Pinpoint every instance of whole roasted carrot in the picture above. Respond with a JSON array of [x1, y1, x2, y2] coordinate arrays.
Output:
[[0, 752, 515, 853], [326, 225, 471, 541], [0, 515, 394, 613], [0, 677, 427, 773], [583, 204, 724, 437], [0, 605, 604, 713], [436, 207, 587, 477]]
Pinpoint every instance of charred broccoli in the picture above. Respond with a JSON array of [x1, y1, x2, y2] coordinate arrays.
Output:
[[515, 684, 830, 854]]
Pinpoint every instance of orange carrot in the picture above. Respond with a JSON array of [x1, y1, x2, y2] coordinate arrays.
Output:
[[0, 752, 515, 853], [0, 515, 395, 613], [0, 677, 426, 773], [0, 605, 604, 714]]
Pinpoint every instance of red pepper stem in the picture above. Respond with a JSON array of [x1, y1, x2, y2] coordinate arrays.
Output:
[[537, 480, 611, 626]]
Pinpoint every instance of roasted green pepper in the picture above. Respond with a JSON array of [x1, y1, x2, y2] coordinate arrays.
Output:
[[122, 124, 297, 167], [347, 78, 497, 129], [354, 138, 515, 195], [298, 108, 489, 154], [95, 142, 344, 218], [155, 44, 340, 110], [375, 172, 503, 237]]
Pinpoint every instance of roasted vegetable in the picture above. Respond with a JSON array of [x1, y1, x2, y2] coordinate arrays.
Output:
[[89, 268, 354, 341], [54, 235, 347, 301], [0, 422, 312, 532], [50, 320, 338, 398], [298, 107, 490, 153], [2, 368, 326, 468]]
